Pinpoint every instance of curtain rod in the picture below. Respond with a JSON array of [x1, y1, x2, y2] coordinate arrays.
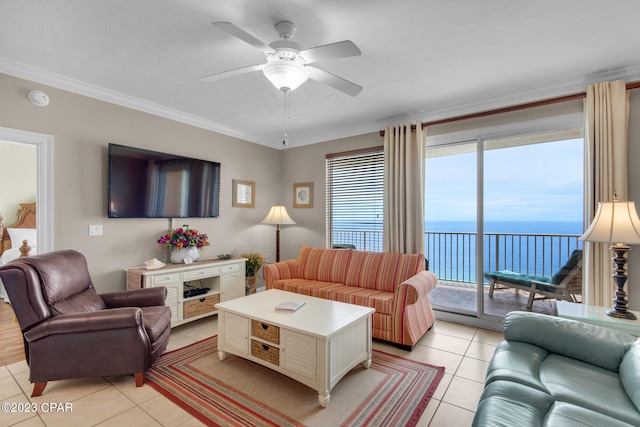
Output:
[[379, 81, 640, 137]]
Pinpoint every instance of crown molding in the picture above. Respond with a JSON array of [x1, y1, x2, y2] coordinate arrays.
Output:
[[0, 58, 269, 146], [296, 65, 640, 146], [4, 57, 640, 150], [411, 64, 640, 126]]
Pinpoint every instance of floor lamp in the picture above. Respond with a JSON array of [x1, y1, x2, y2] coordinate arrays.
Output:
[[261, 204, 296, 262], [580, 194, 640, 319]]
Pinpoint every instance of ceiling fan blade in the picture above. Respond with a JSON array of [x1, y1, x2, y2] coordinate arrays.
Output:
[[308, 66, 362, 96], [200, 64, 265, 83], [299, 40, 361, 63], [212, 22, 276, 53]]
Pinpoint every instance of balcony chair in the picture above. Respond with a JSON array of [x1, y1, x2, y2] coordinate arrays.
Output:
[[484, 249, 582, 309], [0, 249, 171, 397]]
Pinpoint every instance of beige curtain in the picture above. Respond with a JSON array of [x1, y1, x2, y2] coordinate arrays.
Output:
[[383, 121, 425, 254], [583, 80, 630, 305]]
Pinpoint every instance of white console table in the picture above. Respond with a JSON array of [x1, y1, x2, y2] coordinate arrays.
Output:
[[125, 257, 246, 327], [556, 301, 640, 336]]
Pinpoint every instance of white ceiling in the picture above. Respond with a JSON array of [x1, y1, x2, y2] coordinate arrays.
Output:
[[2, 0, 640, 149]]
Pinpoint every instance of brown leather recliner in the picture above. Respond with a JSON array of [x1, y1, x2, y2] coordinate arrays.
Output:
[[0, 249, 171, 396]]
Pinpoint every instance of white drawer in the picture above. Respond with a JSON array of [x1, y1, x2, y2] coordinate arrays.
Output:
[[222, 263, 240, 273], [152, 272, 182, 285], [184, 266, 220, 280]]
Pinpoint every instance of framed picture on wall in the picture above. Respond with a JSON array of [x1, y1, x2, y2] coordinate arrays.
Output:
[[232, 179, 255, 208], [293, 182, 314, 208]]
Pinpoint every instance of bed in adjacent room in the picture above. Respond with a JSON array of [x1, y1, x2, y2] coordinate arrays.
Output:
[[0, 202, 37, 302]]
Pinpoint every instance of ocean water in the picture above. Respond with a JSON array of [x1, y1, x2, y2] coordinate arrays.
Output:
[[425, 221, 583, 282], [332, 220, 583, 234], [331, 220, 584, 282], [426, 220, 583, 235]]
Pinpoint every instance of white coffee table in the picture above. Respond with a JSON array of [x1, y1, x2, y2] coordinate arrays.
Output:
[[215, 289, 375, 407]]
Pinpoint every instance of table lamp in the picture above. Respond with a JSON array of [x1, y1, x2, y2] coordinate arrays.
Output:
[[261, 204, 296, 262], [580, 194, 640, 319]]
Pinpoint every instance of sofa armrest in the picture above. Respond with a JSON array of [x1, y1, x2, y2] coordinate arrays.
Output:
[[503, 311, 637, 371], [24, 307, 143, 342], [263, 259, 299, 289], [101, 286, 167, 308], [395, 270, 438, 305]]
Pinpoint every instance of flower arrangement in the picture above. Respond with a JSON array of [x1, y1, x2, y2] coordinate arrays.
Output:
[[157, 225, 210, 250], [241, 251, 266, 277]]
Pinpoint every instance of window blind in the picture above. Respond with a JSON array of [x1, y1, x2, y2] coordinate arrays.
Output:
[[326, 148, 384, 251]]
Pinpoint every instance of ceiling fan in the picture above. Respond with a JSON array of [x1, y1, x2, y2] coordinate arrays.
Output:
[[201, 21, 363, 96]]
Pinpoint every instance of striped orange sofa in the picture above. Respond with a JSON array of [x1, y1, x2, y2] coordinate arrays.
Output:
[[263, 246, 438, 349]]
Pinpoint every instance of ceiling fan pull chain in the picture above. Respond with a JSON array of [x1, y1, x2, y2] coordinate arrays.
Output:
[[283, 91, 289, 145]]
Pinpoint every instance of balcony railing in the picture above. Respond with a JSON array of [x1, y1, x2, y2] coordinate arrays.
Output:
[[331, 229, 582, 284], [331, 229, 383, 252]]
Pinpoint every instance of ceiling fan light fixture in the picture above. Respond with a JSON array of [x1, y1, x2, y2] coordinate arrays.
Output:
[[263, 59, 309, 92]]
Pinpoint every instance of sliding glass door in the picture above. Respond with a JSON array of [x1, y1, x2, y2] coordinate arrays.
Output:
[[425, 141, 479, 316], [425, 124, 584, 328], [482, 133, 584, 317]]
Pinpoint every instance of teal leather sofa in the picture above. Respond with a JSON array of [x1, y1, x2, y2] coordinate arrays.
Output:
[[473, 311, 640, 427]]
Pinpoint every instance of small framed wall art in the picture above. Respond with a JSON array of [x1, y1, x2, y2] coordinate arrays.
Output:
[[293, 182, 314, 208], [232, 179, 255, 208]]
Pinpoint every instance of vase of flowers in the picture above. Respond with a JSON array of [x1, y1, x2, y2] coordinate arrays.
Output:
[[158, 225, 210, 264], [241, 250, 266, 295]]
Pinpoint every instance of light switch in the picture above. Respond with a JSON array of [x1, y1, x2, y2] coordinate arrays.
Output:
[[89, 225, 103, 236]]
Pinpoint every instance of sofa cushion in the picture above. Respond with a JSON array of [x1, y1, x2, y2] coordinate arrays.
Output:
[[503, 311, 632, 372], [539, 354, 640, 426], [50, 288, 107, 316], [551, 249, 582, 285], [620, 341, 640, 412], [270, 278, 395, 315], [472, 380, 555, 427], [485, 341, 550, 392], [475, 382, 636, 427], [344, 250, 424, 292], [328, 286, 394, 315], [297, 246, 352, 284], [269, 278, 345, 300], [544, 402, 636, 427], [484, 270, 552, 288]]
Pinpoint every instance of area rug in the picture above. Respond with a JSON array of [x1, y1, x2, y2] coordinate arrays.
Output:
[[147, 336, 444, 427]]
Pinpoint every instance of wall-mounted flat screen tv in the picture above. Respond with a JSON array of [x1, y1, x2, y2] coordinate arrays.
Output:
[[108, 143, 221, 218]]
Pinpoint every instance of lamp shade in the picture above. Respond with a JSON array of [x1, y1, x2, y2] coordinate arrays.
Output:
[[262, 59, 309, 92], [580, 198, 640, 245], [261, 205, 296, 225]]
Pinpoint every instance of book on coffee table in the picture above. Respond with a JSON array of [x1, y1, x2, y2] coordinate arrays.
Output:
[[275, 300, 306, 312]]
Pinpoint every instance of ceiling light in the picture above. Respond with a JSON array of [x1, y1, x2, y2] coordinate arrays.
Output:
[[262, 59, 309, 92]]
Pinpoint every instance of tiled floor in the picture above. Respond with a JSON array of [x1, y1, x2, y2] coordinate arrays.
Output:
[[0, 316, 503, 427]]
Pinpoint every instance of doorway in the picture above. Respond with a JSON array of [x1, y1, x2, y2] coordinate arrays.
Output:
[[0, 127, 53, 365], [0, 126, 54, 254]]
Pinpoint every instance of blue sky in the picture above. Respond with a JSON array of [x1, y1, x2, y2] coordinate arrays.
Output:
[[425, 138, 584, 223]]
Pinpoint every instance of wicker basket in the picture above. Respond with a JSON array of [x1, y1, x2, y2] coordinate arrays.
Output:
[[251, 320, 280, 344], [183, 293, 220, 319], [251, 340, 280, 365], [126, 270, 143, 290]]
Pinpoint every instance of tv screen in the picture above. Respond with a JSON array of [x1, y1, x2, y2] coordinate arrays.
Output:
[[108, 143, 221, 218]]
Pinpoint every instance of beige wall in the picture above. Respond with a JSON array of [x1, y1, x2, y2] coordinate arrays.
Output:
[[0, 73, 282, 293], [0, 141, 36, 225], [3, 70, 640, 310]]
